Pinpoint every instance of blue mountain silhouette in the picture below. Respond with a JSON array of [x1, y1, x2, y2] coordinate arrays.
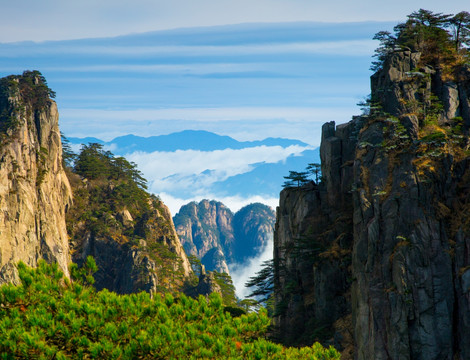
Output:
[[68, 130, 309, 153]]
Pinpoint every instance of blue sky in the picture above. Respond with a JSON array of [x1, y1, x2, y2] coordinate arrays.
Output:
[[1, 21, 380, 145], [2, 1, 469, 213], [2, 1, 468, 43]]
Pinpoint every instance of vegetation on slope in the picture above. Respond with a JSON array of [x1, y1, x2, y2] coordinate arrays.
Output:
[[0, 260, 339, 359], [65, 142, 187, 293], [0, 70, 55, 145], [362, 9, 470, 189]]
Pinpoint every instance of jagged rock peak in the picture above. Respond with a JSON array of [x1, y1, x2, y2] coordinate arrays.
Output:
[[173, 200, 234, 274], [174, 200, 275, 275], [0, 71, 72, 284]]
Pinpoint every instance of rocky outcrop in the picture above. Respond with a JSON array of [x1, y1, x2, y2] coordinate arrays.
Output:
[[274, 49, 470, 359], [352, 50, 470, 360], [0, 72, 194, 298], [174, 200, 275, 274], [70, 193, 192, 295], [0, 72, 72, 284], [185, 265, 222, 298]]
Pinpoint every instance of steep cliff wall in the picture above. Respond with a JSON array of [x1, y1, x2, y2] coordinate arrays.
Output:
[[273, 120, 359, 354], [0, 72, 72, 284], [352, 50, 470, 360], [274, 49, 470, 360], [0, 71, 192, 298]]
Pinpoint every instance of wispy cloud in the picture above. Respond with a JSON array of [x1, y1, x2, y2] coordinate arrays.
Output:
[[2, 40, 375, 58], [125, 145, 309, 194], [229, 238, 274, 299], [61, 106, 350, 122]]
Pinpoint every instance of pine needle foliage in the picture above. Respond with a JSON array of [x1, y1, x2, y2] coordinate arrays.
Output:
[[0, 261, 340, 359], [245, 259, 274, 304]]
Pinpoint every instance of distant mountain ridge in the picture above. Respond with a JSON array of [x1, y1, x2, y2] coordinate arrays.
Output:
[[68, 130, 320, 204], [68, 130, 310, 153]]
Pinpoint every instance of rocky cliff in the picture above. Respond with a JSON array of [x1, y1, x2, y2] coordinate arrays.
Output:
[[274, 42, 470, 360], [174, 200, 275, 274], [66, 147, 192, 295], [233, 203, 275, 264], [0, 72, 72, 284]]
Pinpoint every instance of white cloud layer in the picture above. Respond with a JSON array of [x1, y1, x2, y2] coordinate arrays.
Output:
[[124, 145, 308, 196]]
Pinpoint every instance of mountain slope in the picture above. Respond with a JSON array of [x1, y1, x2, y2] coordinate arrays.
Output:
[[66, 143, 192, 295]]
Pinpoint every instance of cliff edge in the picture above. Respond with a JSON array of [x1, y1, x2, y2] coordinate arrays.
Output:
[[0, 71, 72, 284]]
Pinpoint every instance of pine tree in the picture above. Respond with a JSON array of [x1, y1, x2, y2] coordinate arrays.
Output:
[[283, 171, 309, 188]]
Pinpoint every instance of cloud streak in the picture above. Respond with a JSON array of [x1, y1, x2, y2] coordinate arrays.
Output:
[[2, 0, 469, 42], [229, 238, 274, 299], [1, 40, 376, 58]]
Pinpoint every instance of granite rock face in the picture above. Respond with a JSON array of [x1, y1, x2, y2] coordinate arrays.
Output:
[[0, 73, 72, 284], [274, 50, 470, 359], [174, 200, 275, 274], [274, 121, 359, 354], [0, 72, 194, 298], [174, 200, 234, 274]]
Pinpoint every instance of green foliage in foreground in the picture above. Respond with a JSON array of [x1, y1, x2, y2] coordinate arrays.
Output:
[[0, 261, 340, 359]]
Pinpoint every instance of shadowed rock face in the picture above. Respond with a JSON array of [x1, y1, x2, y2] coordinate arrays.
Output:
[[70, 196, 192, 296], [274, 50, 470, 360], [0, 73, 72, 284], [273, 121, 358, 354]]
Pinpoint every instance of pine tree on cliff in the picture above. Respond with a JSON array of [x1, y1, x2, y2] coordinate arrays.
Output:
[[283, 170, 309, 188], [371, 9, 469, 71], [450, 11, 470, 50]]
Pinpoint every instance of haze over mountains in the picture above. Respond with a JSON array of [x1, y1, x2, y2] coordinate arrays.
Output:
[[68, 130, 320, 214]]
